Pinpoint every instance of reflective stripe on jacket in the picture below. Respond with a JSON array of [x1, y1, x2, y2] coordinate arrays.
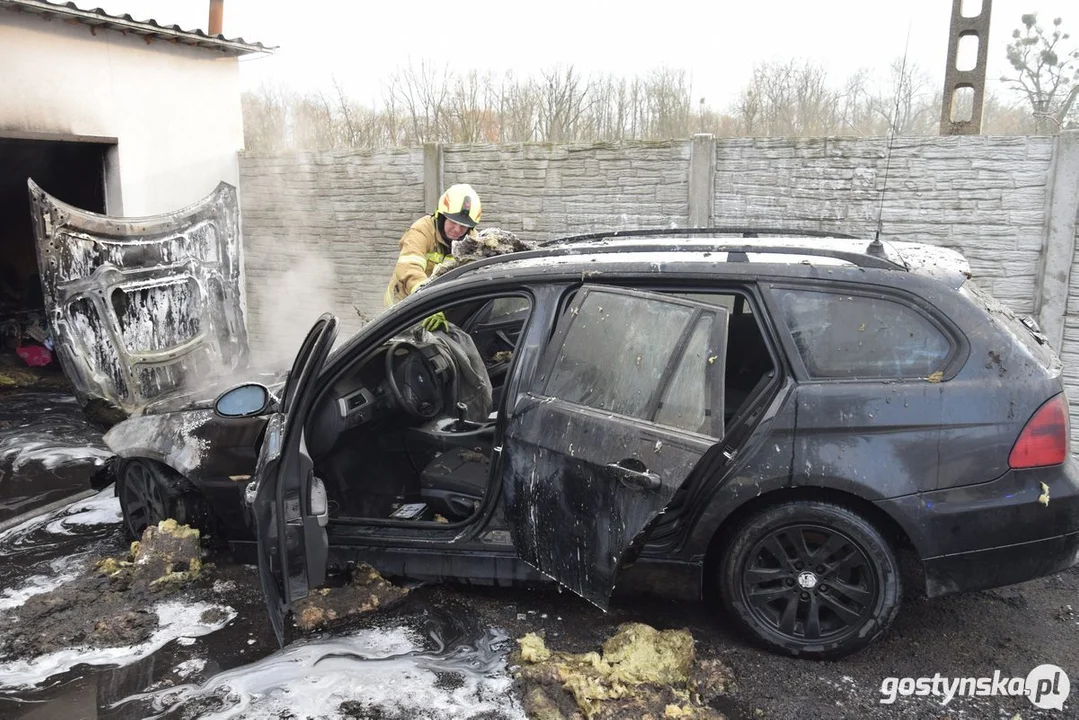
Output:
[[383, 215, 472, 306], [384, 216, 446, 307]]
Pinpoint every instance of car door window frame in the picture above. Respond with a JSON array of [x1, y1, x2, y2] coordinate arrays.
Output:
[[761, 281, 969, 383], [533, 285, 727, 439]]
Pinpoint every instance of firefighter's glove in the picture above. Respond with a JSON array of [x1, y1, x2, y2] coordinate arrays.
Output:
[[422, 311, 448, 333]]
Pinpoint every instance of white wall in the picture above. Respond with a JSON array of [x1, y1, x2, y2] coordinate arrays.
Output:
[[0, 11, 244, 216]]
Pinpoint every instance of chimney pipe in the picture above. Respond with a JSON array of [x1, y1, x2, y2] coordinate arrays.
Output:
[[208, 0, 223, 36]]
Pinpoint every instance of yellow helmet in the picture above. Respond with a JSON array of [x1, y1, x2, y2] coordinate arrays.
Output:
[[435, 184, 482, 229]]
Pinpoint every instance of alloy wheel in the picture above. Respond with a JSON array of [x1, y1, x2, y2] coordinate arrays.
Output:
[[119, 460, 170, 538], [740, 523, 878, 644]]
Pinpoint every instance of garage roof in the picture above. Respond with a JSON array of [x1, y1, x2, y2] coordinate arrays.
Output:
[[0, 0, 273, 56]]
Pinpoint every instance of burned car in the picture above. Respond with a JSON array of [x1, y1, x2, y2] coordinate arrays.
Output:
[[31, 186, 1079, 659]]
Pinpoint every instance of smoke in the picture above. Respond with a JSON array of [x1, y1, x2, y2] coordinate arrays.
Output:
[[247, 253, 341, 372]]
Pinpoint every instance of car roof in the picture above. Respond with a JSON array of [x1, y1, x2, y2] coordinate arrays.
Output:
[[435, 228, 972, 290]]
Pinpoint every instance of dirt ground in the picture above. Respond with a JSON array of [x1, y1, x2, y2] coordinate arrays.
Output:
[[2, 519, 1079, 718], [1, 392, 1078, 718]]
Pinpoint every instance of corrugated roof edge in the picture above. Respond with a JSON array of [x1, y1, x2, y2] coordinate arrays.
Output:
[[0, 0, 274, 56]]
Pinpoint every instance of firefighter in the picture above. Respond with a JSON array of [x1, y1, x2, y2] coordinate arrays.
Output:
[[384, 184, 482, 330]]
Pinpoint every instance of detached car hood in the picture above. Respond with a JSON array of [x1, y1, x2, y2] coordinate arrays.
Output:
[[29, 181, 249, 419]]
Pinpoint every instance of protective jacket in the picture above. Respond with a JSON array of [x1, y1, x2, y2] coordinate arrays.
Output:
[[384, 216, 470, 307]]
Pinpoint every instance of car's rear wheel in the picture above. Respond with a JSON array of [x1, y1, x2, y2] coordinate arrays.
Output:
[[117, 459, 191, 540], [717, 500, 901, 659]]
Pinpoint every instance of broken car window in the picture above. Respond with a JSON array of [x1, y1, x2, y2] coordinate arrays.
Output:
[[654, 314, 716, 435], [545, 292, 695, 419], [776, 288, 952, 379]]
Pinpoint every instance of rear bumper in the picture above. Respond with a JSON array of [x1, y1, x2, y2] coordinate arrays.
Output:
[[878, 458, 1079, 596], [922, 531, 1079, 597]]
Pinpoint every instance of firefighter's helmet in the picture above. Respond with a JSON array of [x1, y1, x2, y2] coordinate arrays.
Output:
[[434, 184, 482, 228]]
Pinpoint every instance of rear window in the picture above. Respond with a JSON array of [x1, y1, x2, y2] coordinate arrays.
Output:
[[960, 281, 1058, 369], [776, 288, 953, 379]]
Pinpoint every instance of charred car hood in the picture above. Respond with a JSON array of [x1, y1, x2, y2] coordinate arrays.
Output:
[[29, 181, 249, 419]]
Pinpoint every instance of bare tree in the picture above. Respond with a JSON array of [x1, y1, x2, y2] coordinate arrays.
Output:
[[642, 67, 692, 138], [241, 85, 290, 152], [869, 59, 937, 136], [497, 72, 539, 142], [447, 70, 498, 143], [536, 65, 590, 141], [981, 90, 1037, 134], [389, 60, 451, 144], [1001, 14, 1079, 133]]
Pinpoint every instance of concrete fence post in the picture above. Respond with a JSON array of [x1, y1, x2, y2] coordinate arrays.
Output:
[[423, 142, 443, 214], [688, 134, 716, 228], [1035, 130, 1079, 352]]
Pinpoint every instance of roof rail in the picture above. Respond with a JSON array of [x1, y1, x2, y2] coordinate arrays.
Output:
[[428, 231, 904, 286], [539, 226, 859, 247]]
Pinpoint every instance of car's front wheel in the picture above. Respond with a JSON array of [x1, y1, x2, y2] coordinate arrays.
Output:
[[117, 459, 192, 540], [717, 500, 901, 659]]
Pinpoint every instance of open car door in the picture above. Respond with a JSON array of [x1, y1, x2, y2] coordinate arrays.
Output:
[[248, 313, 338, 646], [28, 180, 248, 418], [502, 286, 728, 607]]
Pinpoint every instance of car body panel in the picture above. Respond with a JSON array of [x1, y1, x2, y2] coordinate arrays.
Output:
[[501, 286, 729, 607], [878, 459, 1079, 595], [666, 377, 799, 560], [28, 180, 248, 417], [103, 408, 268, 481]]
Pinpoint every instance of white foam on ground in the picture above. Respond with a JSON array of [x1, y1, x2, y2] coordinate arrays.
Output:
[[0, 600, 236, 690], [0, 436, 113, 472], [0, 555, 84, 613], [41, 490, 122, 535], [174, 658, 206, 679], [0, 487, 121, 544], [119, 626, 526, 720]]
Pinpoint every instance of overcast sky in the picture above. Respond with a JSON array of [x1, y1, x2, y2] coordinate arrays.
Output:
[[95, 0, 1077, 110]]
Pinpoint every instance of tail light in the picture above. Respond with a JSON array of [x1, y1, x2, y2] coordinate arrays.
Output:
[[1009, 393, 1070, 469]]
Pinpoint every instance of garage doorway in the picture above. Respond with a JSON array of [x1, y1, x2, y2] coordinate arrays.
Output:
[[0, 137, 112, 388]]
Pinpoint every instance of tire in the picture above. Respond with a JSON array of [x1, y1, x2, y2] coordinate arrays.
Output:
[[716, 500, 902, 659], [117, 459, 193, 541]]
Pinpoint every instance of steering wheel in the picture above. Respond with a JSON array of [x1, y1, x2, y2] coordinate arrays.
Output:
[[385, 340, 442, 420]]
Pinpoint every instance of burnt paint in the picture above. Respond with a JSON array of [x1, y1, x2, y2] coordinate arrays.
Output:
[[104, 410, 267, 483], [499, 286, 726, 608], [649, 377, 799, 564], [28, 181, 248, 417], [502, 395, 712, 608]]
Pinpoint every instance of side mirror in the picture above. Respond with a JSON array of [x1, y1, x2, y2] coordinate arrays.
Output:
[[214, 383, 272, 418]]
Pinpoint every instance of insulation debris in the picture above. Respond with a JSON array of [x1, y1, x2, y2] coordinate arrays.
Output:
[[293, 563, 409, 632], [0, 520, 205, 659], [430, 228, 539, 279], [512, 623, 733, 720]]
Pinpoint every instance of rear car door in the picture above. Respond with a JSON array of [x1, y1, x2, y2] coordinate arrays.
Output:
[[502, 286, 728, 607], [29, 181, 247, 418], [249, 314, 338, 646]]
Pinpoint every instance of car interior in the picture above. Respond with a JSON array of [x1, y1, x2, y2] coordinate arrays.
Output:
[[302, 287, 775, 528]]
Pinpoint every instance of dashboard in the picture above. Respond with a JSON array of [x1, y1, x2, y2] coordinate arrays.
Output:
[[305, 340, 453, 459]]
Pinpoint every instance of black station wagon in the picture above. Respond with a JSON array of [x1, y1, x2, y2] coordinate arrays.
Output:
[[74, 225, 1078, 659]]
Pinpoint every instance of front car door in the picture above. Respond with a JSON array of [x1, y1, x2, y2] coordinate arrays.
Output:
[[502, 286, 729, 607], [249, 313, 338, 646], [29, 181, 248, 418]]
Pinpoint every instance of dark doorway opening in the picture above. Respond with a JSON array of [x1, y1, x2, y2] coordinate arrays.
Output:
[[0, 137, 109, 388]]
